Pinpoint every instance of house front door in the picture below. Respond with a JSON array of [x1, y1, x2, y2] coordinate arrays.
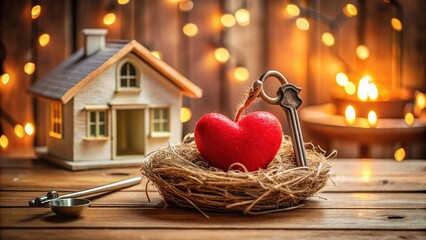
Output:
[[114, 109, 145, 158]]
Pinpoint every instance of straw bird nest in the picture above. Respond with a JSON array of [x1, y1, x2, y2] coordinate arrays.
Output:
[[141, 135, 334, 217]]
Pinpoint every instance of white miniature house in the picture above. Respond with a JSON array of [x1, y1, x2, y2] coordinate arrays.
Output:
[[30, 29, 202, 170]]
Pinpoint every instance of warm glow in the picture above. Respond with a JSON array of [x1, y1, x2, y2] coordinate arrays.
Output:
[[1, 73, 10, 85], [368, 82, 379, 101], [39, 33, 50, 47], [356, 45, 370, 60], [404, 112, 414, 126], [391, 18, 402, 31], [180, 107, 192, 123], [357, 77, 370, 101], [415, 91, 426, 110], [235, 9, 250, 26], [343, 4, 357, 17], [14, 124, 25, 138], [321, 32, 334, 46], [214, 47, 230, 63], [394, 148, 406, 161], [0, 135, 8, 149], [368, 110, 377, 127], [24, 62, 36, 75], [336, 73, 349, 87], [150, 51, 162, 59], [103, 13, 116, 25], [118, 0, 130, 5], [234, 67, 249, 82], [345, 105, 356, 126], [221, 13, 236, 28], [24, 123, 35, 136], [31, 5, 41, 19], [179, 0, 193, 11], [361, 166, 371, 182], [296, 18, 309, 31], [183, 23, 198, 37], [286, 4, 300, 17], [344, 81, 356, 95]]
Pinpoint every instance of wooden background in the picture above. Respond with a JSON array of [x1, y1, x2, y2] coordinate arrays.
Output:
[[0, 0, 425, 157]]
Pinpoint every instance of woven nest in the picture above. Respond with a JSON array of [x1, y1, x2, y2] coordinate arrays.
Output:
[[141, 135, 334, 217]]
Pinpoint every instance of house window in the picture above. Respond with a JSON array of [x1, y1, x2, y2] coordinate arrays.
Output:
[[119, 62, 138, 88], [49, 101, 62, 139], [88, 111, 107, 138], [151, 107, 170, 136]]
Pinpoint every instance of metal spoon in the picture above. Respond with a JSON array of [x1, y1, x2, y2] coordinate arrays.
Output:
[[29, 176, 142, 217]]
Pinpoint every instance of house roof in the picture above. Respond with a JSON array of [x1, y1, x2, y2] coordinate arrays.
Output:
[[29, 40, 202, 103]]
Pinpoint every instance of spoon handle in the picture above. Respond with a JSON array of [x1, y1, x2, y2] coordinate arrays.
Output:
[[30, 176, 142, 207]]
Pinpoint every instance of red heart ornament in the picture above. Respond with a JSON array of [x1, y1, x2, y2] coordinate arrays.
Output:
[[194, 111, 282, 172]]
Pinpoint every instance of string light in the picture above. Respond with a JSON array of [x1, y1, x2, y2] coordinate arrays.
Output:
[[221, 13, 236, 28], [336, 73, 349, 87], [117, 0, 130, 5], [344, 105, 356, 126], [321, 32, 334, 46], [24, 123, 35, 136], [368, 82, 378, 100], [296, 18, 309, 31], [391, 18, 402, 31], [39, 33, 50, 47], [394, 147, 406, 161], [14, 124, 25, 138], [356, 45, 370, 60], [24, 62, 36, 75], [183, 23, 198, 37], [179, 0, 193, 12], [180, 107, 192, 123], [1, 73, 10, 85], [415, 91, 426, 110], [404, 112, 414, 126], [343, 4, 357, 17], [103, 13, 116, 25], [233, 67, 249, 82], [344, 81, 356, 95], [286, 4, 300, 17], [357, 76, 369, 101], [214, 47, 230, 63], [150, 51, 162, 59], [367, 110, 377, 127], [235, 8, 250, 26], [31, 5, 41, 19], [0, 135, 8, 149]]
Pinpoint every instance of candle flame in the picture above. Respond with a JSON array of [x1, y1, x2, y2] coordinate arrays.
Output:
[[345, 105, 356, 125], [368, 110, 377, 127], [394, 148, 406, 161]]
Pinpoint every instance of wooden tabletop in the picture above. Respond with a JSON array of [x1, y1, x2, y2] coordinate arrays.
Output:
[[0, 158, 425, 240]]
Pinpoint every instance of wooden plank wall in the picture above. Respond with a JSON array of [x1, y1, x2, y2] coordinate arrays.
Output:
[[0, 0, 425, 156]]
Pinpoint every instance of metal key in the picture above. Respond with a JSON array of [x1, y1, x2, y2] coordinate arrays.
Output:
[[257, 70, 307, 167]]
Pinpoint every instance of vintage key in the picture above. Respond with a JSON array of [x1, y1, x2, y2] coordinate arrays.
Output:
[[258, 70, 307, 167]]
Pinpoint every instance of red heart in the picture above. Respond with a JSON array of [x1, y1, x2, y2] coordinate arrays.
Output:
[[194, 111, 282, 172]]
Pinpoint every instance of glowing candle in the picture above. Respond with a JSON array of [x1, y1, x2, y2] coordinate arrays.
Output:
[[394, 148, 406, 161], [368, 110, 377, 127], [345, 105, 356, 126]]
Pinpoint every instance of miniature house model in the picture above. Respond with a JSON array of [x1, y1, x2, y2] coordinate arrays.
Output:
[[29, 29, 202, 170]]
